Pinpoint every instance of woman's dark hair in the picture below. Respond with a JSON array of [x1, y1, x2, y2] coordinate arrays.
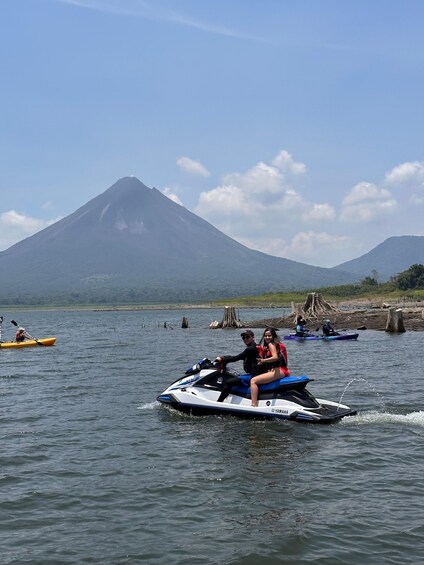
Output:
[[260, 327, 280, 347]]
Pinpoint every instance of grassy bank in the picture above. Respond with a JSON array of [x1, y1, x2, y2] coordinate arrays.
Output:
[[212, 288, 424, 308]]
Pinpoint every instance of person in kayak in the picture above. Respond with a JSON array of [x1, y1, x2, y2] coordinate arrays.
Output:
[[15, 327, 28, 342], [215, 330, 266, 402], [250, 327, 289, 407], [295, 315, 308, 336], [322, 319, 337, 336]]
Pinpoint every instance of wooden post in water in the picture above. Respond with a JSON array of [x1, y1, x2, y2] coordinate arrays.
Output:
[[385, 307, 406, 333]]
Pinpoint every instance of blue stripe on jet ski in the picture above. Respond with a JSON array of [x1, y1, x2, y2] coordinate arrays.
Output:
[[295, 414, 315, 420], [157, 395, 172, 402]]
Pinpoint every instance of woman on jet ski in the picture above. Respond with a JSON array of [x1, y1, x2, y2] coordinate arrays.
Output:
[[250, 327, 290, 407]]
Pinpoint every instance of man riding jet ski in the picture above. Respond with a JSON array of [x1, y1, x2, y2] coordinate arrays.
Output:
[[157, 357, 357, 424], [214, 329, 266, 403]]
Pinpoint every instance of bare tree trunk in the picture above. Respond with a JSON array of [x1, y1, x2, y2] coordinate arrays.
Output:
[[221, 306, 242, 328], [385, 307, 406, 333], [209, 306, 242, 329], [303, 292, 335, 316], [290, 292, 337, 321]]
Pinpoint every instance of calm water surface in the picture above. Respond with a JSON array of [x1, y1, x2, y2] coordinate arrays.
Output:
[[0, 308, 423, 564]]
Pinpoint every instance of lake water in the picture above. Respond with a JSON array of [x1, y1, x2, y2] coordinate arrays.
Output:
[[1, 307, 423, 564]]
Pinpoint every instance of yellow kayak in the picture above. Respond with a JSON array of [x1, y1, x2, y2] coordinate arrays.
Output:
[[0, 337, 57, 349]]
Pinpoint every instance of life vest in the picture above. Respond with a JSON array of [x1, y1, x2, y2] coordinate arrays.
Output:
[[279, 342, 288, 366], [16, 331, 25, 342], [278, 342, 290, 376], [262, 342, 290, 375]]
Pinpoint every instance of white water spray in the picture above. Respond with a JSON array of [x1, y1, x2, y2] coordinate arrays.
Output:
[[337, 376, 383, 411]]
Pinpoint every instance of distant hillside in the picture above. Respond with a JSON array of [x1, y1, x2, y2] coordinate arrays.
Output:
[[0, 177, 358, 305], [334, 236, 424, 280]]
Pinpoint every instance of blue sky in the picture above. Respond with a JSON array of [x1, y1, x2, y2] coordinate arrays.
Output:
[[1, 0, 424, 267]]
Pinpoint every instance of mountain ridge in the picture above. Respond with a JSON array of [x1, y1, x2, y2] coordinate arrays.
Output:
[[334, 235, 424, 280], [0, 177, 357, 304], [1, 177, 422, 305]]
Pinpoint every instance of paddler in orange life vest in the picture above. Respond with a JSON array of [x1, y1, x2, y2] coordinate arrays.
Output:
[[16, 327, 27, 342]]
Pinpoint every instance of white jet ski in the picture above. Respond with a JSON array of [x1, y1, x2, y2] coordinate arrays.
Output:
[[157, 358, 357, 424]]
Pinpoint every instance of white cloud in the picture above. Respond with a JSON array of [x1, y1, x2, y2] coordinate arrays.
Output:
[[197, 184, 250, 214], [289, 231, 354, 263], [222, 150, 307, 197], [384, 161, 424, 187], [223, 162, 284, 196], [0, 210, 60, 251], [340, 182, 397, 222], [196, 150, 330, 228], [411, 194, 424, 205], [168, 153, 424, 267], [176, 156, 210, 177], [191, 151, 424, 267], [162, 187, 183, 205], [302, 203, 336, 222], [194, 149, 345, 266], [384, 161, 424, 204], [53, 0, 270, 42], [225, 231, 360, 268], [271, 149, 307, 176]]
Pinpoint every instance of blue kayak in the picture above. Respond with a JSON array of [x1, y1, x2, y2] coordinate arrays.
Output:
[[283, 332, 359, 341]]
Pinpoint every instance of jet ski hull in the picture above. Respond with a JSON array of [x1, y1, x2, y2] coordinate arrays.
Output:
[[158, 392, 355, 423]]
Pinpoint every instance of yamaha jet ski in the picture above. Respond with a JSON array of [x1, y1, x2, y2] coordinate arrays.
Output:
[[157, 358, 357, 424]]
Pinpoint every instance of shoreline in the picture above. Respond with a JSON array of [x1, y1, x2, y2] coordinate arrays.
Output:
[[2, 300, 423, 331], [248, 305, 424, 332]]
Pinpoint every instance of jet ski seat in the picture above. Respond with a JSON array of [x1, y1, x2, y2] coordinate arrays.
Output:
[[233, 374, 311, 394]]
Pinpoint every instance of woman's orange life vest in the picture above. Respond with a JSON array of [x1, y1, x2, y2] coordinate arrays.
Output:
[[16, 331, 25, 342], [262, 341, 290, 376]]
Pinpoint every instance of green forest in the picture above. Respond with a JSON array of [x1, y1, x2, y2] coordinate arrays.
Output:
[[215, 264, 424, 307], [1, 264, 424, 309]]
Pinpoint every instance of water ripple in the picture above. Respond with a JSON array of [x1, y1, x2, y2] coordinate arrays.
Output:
[[0, 311, 423, 564]]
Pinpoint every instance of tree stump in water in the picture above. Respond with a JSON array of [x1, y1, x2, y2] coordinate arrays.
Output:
[[385, 307, 406, 333], [302, 292, 336, 318], [209, 306, 242, 329], [291, 292, 337, 323]]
